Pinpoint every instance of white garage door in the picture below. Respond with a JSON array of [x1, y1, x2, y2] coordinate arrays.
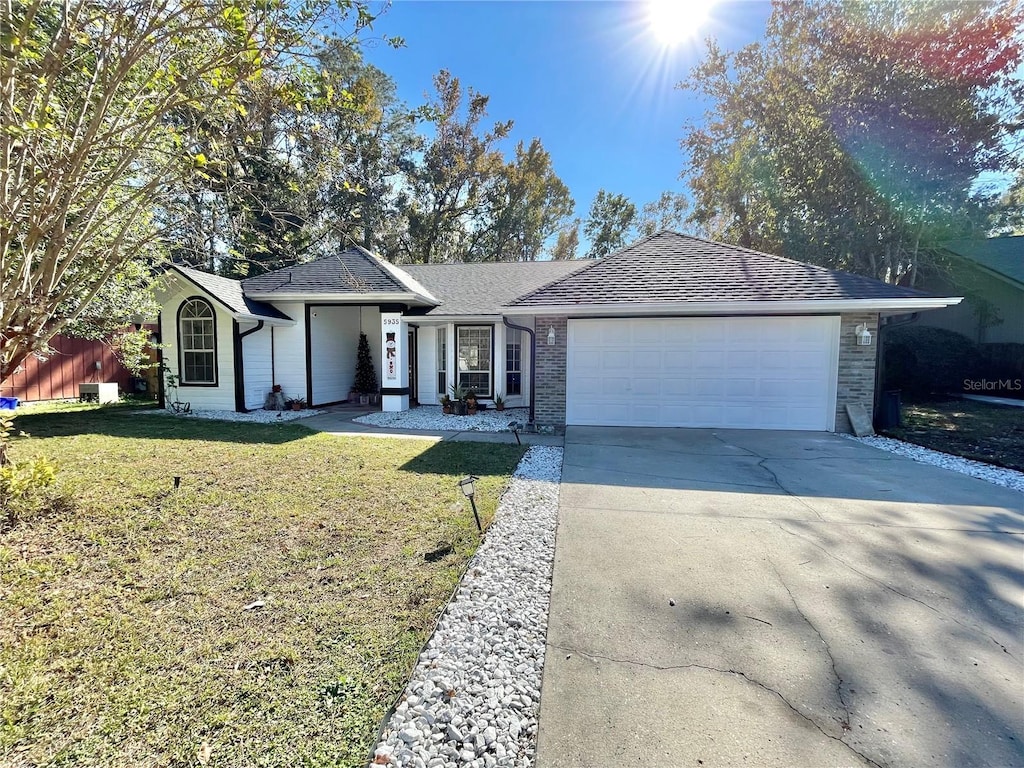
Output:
[[566, 316, 840, 431]]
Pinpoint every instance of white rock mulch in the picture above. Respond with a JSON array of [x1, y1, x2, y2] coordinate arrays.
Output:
[[370, 445, 563, 768], [355, 406, 529, 433], [148, 408, 324, 423], [847, 434, 1024, 493]]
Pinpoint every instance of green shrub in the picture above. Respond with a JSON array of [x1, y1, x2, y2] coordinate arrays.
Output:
[[0, 414, 66, 530], [883, 326, 984, 395]]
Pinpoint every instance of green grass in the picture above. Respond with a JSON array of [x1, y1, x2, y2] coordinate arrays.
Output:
[[885, 396, 1024, 471], [1, 404, 526, 767]]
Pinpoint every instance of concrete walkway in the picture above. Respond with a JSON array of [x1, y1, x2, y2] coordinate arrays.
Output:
[[537, 427, 1024, 768], [302, 407, 563, 446]]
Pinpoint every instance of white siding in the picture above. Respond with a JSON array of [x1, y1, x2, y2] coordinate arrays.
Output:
[[158, 282, 237, 411], [240, 323, 273, 410], [309, 306, 360, 405], [270, 302, 307, 403]]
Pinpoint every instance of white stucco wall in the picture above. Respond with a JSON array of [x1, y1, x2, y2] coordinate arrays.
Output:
[[309, 305, 360, 405], [269, 302, 306, 404]]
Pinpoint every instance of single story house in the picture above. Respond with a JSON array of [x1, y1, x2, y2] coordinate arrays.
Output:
[[915, 235, 1023, 346], [155, 231, 960, 432]]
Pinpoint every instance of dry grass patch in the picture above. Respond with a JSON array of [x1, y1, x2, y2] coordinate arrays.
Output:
[[0, 404, 525, 767]]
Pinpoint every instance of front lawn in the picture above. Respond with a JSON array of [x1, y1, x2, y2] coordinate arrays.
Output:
[[1, 404, 525, 767], [885, 396, 1024, 471]]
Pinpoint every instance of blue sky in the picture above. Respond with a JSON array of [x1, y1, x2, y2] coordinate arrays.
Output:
[[361, 0, 772, 221]]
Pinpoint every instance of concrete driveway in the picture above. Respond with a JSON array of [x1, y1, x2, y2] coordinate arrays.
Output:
[[537, 428, 1024, 768]]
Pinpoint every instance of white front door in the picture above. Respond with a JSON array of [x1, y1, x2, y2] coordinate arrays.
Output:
[[566, 316, 840, 430]]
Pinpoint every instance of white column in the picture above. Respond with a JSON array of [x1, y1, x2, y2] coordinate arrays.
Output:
[[381, 312, 409, 412]]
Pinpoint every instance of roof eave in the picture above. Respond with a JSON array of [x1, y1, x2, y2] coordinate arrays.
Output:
[[244, 291, 436, 305], [501, 298, 964, 316]]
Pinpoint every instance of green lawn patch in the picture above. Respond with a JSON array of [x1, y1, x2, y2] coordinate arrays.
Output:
[[885, 396, 1024, 472], [1, 404, 526, 767]]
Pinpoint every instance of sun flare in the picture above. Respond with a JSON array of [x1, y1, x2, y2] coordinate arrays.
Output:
[[646, 0, 716, 47]]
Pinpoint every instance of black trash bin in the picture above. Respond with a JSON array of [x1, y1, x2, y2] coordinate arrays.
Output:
[[878, 390, 901, 429]]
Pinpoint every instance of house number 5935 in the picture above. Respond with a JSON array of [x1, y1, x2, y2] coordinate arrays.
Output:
[[383, 318, 401, 326]]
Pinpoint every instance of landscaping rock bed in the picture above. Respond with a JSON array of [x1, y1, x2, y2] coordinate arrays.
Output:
[[848, 434, 1024, 493], [355, 406, 530, 433], [370, 445, 563, 768]]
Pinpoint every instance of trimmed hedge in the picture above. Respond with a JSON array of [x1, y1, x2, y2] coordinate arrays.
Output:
[[883, 326, 985, 395]]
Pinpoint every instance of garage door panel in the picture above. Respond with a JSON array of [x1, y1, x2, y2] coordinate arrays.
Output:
[[567, 317, 839, 431]]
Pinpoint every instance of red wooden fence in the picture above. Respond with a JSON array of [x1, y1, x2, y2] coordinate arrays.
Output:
[[0, 335, 136, 403]]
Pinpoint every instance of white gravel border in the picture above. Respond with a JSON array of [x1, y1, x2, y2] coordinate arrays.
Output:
[[355, 406, 529, 433], [370, 445, 563, 768], [846, 434, 1024, 493]]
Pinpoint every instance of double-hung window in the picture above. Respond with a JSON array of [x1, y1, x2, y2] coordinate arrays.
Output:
[[178, 298, 217, 385], [457, 326, 492, 396]]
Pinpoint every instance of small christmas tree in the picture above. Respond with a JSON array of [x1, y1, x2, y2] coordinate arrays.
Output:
[[353, 332, 377, 394]]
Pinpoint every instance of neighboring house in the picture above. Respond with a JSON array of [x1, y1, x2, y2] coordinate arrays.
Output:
[[155, 232, 959, 433], [0, 334, 140, 403], [915, 236, 1023, 345]]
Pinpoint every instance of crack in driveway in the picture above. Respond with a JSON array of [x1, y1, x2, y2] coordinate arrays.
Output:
[[771, 561, 853, 728], [548, 641, 884, 768], [774, 521, 1019, 660]]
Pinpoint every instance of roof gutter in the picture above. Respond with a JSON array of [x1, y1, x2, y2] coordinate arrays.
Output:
[[503, 317, 536, 424], [500, 297, 964, 317], [243, 291, 435, 305]]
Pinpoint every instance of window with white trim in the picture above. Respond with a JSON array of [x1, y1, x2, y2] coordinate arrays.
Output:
[[437, 327, 447, 395], [457, 326, 492, 396], [505, 328, 522, 396], [178, 298, 217, 384]]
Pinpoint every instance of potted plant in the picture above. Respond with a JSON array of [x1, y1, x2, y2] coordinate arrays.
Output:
[[449, 384, 467, 415], [494, 392, 505, 412], [286, 396, 307, 411], [465, 389, 478, 415], [441, 395, 453, 415]]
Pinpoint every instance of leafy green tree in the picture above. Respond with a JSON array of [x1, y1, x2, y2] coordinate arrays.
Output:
[[468, 138, 575, 261], [639, 191, 690, 237], [584, 189, 637, 257], [680, 0, 1023, 284], [0, 0, 378, 379], [401, 70, 513, 263], [551, 221, 581, 260]]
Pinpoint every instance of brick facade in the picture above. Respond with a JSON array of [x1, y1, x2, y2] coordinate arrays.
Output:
[[533, 315, 568, 427], [532, 312, 879, 433], [834, 312, 879, 433]]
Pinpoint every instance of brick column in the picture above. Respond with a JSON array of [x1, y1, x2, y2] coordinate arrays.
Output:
[[533, 315, 568, 427], [835, 312, 879, 433]]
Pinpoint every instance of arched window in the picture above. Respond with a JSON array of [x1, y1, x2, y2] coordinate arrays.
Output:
[[178, 298, 217, 385]]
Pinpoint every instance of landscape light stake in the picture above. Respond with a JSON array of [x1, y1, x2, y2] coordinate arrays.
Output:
[[508, 421, 522, 445], [458, 475, 482, 532]]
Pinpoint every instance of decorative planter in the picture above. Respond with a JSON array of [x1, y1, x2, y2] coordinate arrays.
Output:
[[467, 406, 478, 415], [359, 394, 370, 405], [348, 390, 359, 403], [495, 403, 505, 411], [455, 402, 468, 416], [442, 404, 453, 415]]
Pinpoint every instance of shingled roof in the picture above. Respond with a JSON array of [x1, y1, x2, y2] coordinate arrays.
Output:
[[172, 265, 292, 321], [508, 231, 930, 307], [403, 261, 589, 316], [242, 248, 435, 302], [942, 236, 1024, 288]]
